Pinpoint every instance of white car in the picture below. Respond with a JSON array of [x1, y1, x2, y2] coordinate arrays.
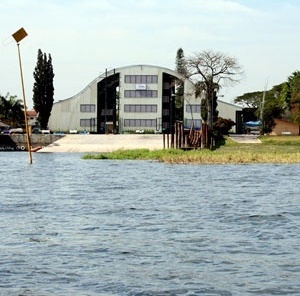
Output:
[[9, 128, 23, 134]]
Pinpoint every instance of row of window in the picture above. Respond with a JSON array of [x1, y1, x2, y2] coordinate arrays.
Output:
[[80, 103, 201, 113], [124, 75, 158, 84], [80, 118, 201, 128], [124, 104, 157, 113], [80, 119, 158, 128], [124, 119, 157, 127], [124, 90, 158, 98]]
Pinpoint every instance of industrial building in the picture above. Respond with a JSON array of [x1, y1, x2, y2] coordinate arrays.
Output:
[[49, 65, 198, 134], [48, 64, 241, 134]]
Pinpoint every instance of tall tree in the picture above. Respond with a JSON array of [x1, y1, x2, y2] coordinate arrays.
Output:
[[283, 71, 300, 127], [32, 49, 54, 129], [185, 50, 243, 148], [174, 48, 187, 120]]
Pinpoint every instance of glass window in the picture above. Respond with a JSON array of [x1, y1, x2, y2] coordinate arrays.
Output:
[[163, 109, 169, 116], [141, 76, 147, 83], [124, 90, 157, 98], [124, 75, 158, 84], [124, 119, 156, 127], [80, 104, 95, 112], [163, 82, 170, 89], [186, 119, 201, 129], [135, 75, 141, 84], [80, 119, 93, 127], [124, 104, 157, 112], [186, 104, 201, 113], [162, 96, 169, 103]]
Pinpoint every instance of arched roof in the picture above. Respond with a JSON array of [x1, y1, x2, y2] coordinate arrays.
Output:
[[57, 64, 183, 103]]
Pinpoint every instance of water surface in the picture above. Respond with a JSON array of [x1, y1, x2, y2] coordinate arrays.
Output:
[[0, 152, 299, 295]]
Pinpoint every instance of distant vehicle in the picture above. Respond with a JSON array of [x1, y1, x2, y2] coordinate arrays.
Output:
[[32, 127, 42, 134], [8, 128, 23, 134]]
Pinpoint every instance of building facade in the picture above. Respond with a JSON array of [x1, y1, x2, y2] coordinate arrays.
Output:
[[49, 65, 200, 134], [48, 64, 241, 134]]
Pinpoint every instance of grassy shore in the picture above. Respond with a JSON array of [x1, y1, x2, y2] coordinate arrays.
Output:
[[82, 136, 300, 164]]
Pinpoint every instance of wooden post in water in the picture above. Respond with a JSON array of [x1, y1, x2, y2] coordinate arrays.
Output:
[[12, 28, 32, 164]]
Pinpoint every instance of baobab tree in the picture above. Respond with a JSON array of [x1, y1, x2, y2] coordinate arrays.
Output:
[[185, 50, 243, 148]]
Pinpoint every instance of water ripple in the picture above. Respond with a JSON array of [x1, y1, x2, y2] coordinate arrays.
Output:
[[0, 153, 299, 295]]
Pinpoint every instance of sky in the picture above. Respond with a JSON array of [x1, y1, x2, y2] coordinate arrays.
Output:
[[1, 0, 300, 109]]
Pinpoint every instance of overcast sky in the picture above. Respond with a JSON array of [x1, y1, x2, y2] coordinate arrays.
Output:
[[1, 0, 300, 109]]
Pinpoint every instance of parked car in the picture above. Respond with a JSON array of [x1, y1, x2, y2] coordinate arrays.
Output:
[[32, 127, 42, 134], [9, 128, 23, 134]]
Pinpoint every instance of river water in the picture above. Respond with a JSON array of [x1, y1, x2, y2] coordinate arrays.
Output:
[[0, 152, 299, 296]]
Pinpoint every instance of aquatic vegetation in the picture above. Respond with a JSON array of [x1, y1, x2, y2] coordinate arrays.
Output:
[[82, 136, 300, 164]]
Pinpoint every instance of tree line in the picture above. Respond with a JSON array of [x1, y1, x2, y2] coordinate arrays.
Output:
[[234, 71, 300, 134]]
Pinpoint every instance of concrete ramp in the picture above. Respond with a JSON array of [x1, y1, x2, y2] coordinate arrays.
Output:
[[38, 134, 164, 153], [229, 135, 261, 144]]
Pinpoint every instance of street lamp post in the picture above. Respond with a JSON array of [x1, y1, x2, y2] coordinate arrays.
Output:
[[12, 27, 32, 164]]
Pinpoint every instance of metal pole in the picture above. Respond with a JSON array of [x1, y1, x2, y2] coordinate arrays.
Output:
[[104, 68, 107, 134], [17, 43, 32, 164], [210, 90, 214, 150]]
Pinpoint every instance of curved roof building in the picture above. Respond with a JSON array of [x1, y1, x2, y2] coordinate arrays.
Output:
[[48, 64, 200, 134]]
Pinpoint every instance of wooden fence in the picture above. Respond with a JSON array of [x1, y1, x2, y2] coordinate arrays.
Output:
[[163, 121, 202, 149]]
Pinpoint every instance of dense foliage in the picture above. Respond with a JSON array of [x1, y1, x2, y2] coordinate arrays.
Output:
[[282, 71, 300, 126], [0, 93, 24, 128], [214, 117, 235, 138], [235, 78, 299, 133], [32, 49, 54, 129]]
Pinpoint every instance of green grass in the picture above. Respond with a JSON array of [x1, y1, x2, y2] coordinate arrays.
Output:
[[82, 136, 300, 164]]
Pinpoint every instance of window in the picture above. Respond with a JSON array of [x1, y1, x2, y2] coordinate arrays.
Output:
[[162, 109, 169, 116], [186, 119, 201, 129], [80, 119, 95, 127], [163, 82, 170, 89], [100, 109, 113, 116], [124, 75, 158, 84], [124, 90, 157, 98], [162, 96, 169, 103], [124, 104, 157, 112], [124, 119, 157, 127], [186, 104, 200, 113], [80, 104, 96, 113]]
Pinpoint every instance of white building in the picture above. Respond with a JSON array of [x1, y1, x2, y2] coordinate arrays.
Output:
[[48, 64, 241, 134], [217, 100, 243, 133]]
